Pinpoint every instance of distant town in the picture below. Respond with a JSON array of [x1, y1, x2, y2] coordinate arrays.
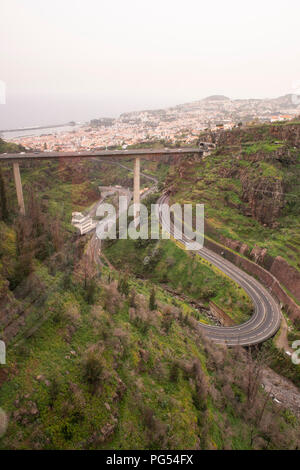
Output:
[[3, 94, 300, 152]]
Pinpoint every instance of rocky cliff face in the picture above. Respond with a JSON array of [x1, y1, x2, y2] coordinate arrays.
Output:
[[169, 121, 300, 306], [270, 256, 300, 302], [203, 235, 300, 323], [240, 171, 284, 227], [212, 129, 298, 227], [215, 122, 300, 148], [207, 234, 300, 304], [212, 151, 288, 227]]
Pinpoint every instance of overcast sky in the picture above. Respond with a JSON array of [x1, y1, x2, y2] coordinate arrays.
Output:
[[1, 0, 300, 128]]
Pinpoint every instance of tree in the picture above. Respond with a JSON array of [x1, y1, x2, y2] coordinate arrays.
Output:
[[245, 346, 269, 407], [48, 377, 61, 408], [118, 275, 129, 297], [50, 218, 63, 252], [9, 216, 35, 288], [82, 352, 103, 394], [0, 168, 8, 221], [161, 305, 173, 332], [129, 288, 136, 308], [86, 277, 97, 304], [149, 287, 156, 310], [169, 362, 180, 383], [75, 252, 97, 290]]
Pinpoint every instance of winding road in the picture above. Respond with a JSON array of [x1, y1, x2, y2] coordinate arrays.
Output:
[[157, 194, 282, 346], [92, 159, 282, 346]]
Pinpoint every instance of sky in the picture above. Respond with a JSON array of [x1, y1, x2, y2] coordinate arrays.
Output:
[[1, 0, 300, 128]]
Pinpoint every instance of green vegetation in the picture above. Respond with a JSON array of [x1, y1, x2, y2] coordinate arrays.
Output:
[[103, 237, 252, 324], [263, 339, 300, 388], [0, 136, 299, 450], [242, 142, 284, 155], [0, 263, 298, 449], [169, 123, 300, 272], [0, 138, 24, 154]]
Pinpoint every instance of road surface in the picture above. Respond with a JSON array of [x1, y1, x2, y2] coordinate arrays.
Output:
[[157, 194, 282, 346]]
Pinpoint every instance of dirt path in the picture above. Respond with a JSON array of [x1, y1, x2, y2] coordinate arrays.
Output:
[[275, 315, 293, 353]]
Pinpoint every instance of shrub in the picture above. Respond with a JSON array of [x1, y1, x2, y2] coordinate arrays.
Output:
[[169, 362, 180, 383], [86, 278, 98, 304], [82, 352, 103, 393], [118, 275, 130, 297], [161, 306, 174, 333], [149, 287, 156, 310], [48, 377, 61, 408], [103, 282, 122, 314]]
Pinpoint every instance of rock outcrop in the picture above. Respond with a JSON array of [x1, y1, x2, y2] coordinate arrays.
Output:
[[215, 122, 300, 148], [240, 173, 284, 227], [270, 256, 300, 302], [204, 236, 300, 324]]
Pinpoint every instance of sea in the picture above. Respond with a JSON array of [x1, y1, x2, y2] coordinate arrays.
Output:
[[1, 124, 82, 140]]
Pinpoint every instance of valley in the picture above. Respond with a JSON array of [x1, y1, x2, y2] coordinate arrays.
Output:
[[0, 121, 299, 450]]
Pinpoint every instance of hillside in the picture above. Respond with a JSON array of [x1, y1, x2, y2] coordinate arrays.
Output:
[[0, 139, 25, 154], [119, 94, 300, 127], [0, 138, 299, 449], [167, 121, 300, 306]]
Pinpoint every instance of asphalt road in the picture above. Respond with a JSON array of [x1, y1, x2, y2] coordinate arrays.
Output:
[[157, 194, 282, 346]]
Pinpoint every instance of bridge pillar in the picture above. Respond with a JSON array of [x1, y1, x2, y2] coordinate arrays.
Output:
[[133, 157, 140, 226], [13, 162, 25, 215]]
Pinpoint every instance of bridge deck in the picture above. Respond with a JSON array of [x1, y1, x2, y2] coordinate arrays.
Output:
[[0, 148, 202, 162]]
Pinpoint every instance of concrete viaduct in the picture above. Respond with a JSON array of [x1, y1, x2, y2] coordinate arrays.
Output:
[[0, 148, 202, 216]]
